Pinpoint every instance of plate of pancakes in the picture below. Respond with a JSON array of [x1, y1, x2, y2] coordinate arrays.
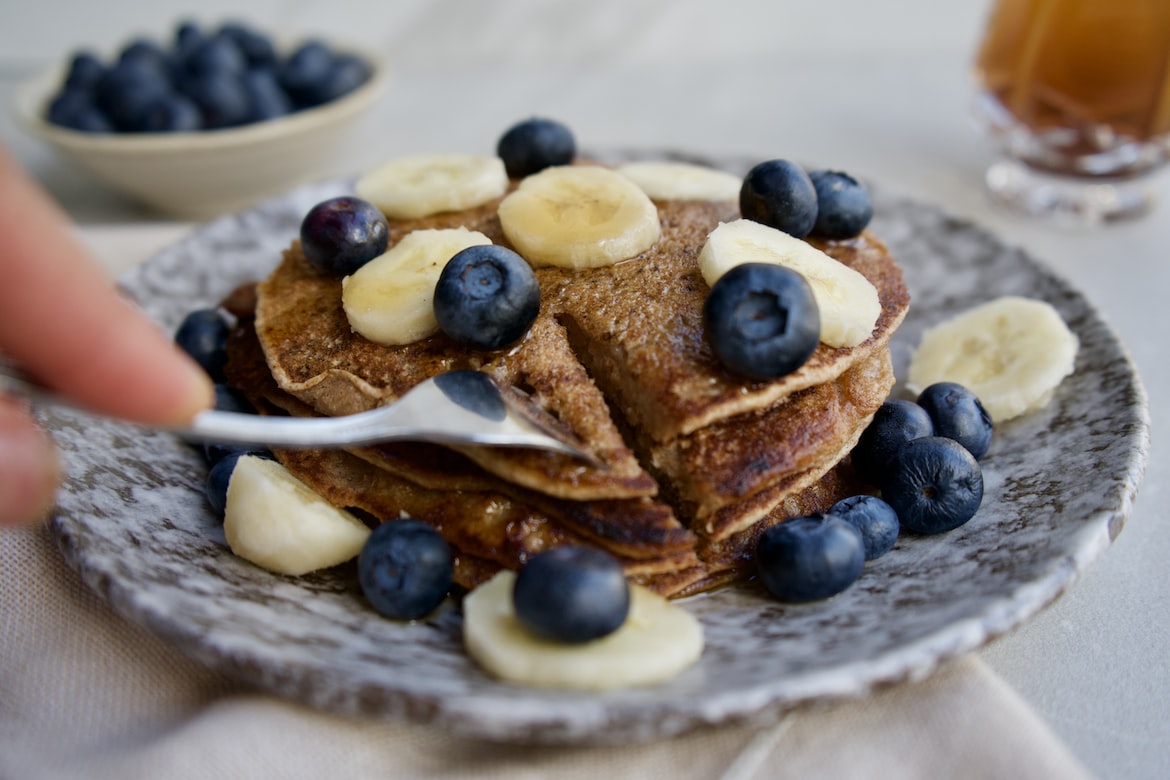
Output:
[[49, 151, 1149, 744]]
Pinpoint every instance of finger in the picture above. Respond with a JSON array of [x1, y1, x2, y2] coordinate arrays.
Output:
[[0, 148, 213, 425], [0, 396, 60, 527]]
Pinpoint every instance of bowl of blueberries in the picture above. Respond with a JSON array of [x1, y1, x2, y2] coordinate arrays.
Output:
[[14, 19, 388, 219]]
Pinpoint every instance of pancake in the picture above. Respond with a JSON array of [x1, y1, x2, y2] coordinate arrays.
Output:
[[254, 186, 908, 512]]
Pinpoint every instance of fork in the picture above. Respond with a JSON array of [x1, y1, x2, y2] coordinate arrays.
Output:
[[0, 364, 595, 462]]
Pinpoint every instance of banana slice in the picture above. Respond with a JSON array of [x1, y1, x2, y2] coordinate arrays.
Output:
[[223, 455, 371, 576], [497, 165, 662, 269], [341, 228, 492, 345], [617, 161, 741, 202], [907, 295, 1078, 422], [463, 570, 703, 690], [354, 154, 509, 219], [698, 219, 881, 348]]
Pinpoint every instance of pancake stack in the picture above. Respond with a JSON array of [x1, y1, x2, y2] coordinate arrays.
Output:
[[224, 170, 910, 598]]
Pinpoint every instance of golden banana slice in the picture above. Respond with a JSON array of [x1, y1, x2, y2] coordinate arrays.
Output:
[[341, 228, 492, 345], [497, 165, 662, 269], [355, 153, 508, 219], [908, 295, 1079, 422], [698, 218, 880, 348], [462, 570, 703, 690], [223, 455, 371, 576], [617, 161, 741, 201]]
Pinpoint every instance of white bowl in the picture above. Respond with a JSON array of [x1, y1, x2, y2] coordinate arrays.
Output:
[[13, 48, 389, 220]]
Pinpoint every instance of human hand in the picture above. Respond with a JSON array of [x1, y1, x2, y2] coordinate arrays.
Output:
[[0, 146, 213, 527]]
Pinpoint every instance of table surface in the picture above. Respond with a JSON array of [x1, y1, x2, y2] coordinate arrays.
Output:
[[3, 1, 1168, 777]]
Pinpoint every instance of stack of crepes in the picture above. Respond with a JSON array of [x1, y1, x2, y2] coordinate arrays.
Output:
[[223, 167, 910, 598]]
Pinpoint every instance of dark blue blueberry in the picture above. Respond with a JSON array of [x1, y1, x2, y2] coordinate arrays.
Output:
[[433, 245, 541, 350], [828, 494, 899, 560], [881, 436, 984, 535], [182, 70, 252, 128], [756, 514, 865, 602], [850, 399, 934, 485], [278, 40, 336, 108], [496, 117, 576, 178], [219, 22, 277, 68], [242, 67, 292, 121], [175, 20, 205, 57], [201, 384, 261, 464], [63, 51, 106, 91], [94, 58, 173, 131], [118, 38, 171, 72], [299, 196, 389, 276], [739, 159, 818, 238], [312, 54, 371, 104], [183, 32, 248, 78], [140, 93, 203, 132], [46, 89, 113, 132], [916, 382, 994, 460], [808, 170, 873, 240], [512, 546, 630, 643], [174, 308, 231, 381], [703, 262, 820, 381], [358, 519, 453, 620]]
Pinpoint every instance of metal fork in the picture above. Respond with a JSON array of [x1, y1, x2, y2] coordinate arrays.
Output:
[[0, 364, 595, 462]]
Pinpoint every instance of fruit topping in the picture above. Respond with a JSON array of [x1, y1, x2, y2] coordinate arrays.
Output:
[[462, 569, 703, 690], [299, 196, 390, 277], [341, 227, 492, 345], [739, 159, 819, 239], [703, 262, 820, 381], [433, 244, 541, 350], [808, 170, 874, 240], [879, 436, 984, 535], [828, 494, 900, 560], [222, 455, 371, 575], [496, 117, 577, 178], [44, 21, 371, 133], [174, 307, 231, 382], [907, 295, 1078, 422], [358, 519, 453, 620], [756, 514, 865, 602], [616, 161, 742, 202], [916, 382, 994, 460], [512, 547, 630, 644], [698, 218, 881, 348], [354, 154, 509, 220], [850, 399, 935, 485], [497, 165, 662, 269]]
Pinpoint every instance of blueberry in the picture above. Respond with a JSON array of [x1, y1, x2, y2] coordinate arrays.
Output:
[[182, 70, 252, 128], [242, 68, 292, 121], [299, 196, 389, 276], [496, 117, 576, 178], [278, 40, 336, 108], [433, 245, 541, 350], [183, 32, 248, 78], [63, 51, 106, 91], [174, 20, 204, 58], [175, 308, 231, 381], [140, 93, 203, 132], [202, 384, 261, 464], [739, 159, 818, 239], [313, 54, 371, 104], [703, 262, 820, 380], [850, 399, 934, 485], [808, 170, 873, 240], [46, 89, 113, 132], [881, 436, 984, 535], [828, 494, 899, 560], [916, 382, 994, 460], [512, 546, 630, 643], [219, 22, 277, 68], [95, 58, 173, 131], [756, 514, 865, 602], [358, 519, 453, 620]]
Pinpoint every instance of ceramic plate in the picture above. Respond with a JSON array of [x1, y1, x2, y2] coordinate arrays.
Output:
[[49, 154, 1150, 745]]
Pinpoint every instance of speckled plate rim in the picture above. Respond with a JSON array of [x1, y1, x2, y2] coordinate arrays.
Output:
[[48, 152, 1151, 745]]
